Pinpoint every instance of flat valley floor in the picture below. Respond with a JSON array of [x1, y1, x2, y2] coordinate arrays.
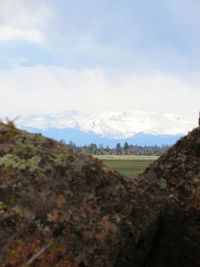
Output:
[[94, 155, 158, 179]]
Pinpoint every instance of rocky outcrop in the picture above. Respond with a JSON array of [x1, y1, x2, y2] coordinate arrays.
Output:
[[0, 122, 199, 266], [136, 126, 200, 267]]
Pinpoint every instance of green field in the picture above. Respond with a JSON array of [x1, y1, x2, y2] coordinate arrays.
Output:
[[95, 155, 158, 179]]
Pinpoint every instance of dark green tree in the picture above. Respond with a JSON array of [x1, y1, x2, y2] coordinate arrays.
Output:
[[116, 143, 122, 155], [123, 142, 129, 154]]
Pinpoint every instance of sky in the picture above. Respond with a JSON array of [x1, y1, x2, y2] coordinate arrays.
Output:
[[0, 0, 199, 118]]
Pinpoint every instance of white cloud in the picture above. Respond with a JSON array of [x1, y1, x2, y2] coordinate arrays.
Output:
[[0, 26, 44, 43], [0, 65, 199, 118], [0, 0, 53, 43], [0, 0, 53, 27]]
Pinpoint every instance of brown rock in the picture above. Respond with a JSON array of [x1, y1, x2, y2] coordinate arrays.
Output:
[[0, 122, 200, 267], [136, 127, 200, 267]]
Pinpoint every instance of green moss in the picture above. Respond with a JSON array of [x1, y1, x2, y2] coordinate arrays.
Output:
[[85, 189, 100, 202], [12, 205, 22, 217], [52, 153, 66, 165], [0, 201, 22, 216], [28, 155, 41, 172], [0, 154, 24, 169], [157, 178, 167, 190], [0, 154, 41, 172], [14, 139, 40, 156]]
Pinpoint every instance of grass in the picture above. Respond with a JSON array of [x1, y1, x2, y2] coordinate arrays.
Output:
[[94, 155, 158, 179]]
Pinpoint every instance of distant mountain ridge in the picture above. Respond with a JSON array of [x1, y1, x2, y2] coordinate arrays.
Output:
[[17, 110, 196, 147]]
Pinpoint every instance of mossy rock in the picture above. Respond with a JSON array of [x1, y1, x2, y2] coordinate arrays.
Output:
[[0, 122, 200, 267]]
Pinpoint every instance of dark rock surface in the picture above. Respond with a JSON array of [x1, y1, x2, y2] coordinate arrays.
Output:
[[137, 126, 200, 267], [0, 122, 199, 266]]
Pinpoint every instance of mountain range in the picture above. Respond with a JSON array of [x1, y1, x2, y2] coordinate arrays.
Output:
[[17, 110, 196, 147]]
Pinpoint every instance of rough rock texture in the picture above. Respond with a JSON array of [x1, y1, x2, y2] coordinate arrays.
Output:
[[0, 122, 200, 267], [136, 126, 200, 267], [0, 122, 136, 267]]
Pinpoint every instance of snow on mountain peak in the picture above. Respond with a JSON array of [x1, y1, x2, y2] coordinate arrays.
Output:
[[17, 110, 196, 139]]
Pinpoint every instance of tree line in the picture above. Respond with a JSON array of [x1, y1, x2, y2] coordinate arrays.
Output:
[[60, 140, 170, 156]]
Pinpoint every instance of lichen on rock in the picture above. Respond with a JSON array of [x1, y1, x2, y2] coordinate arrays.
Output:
[[0, 122, 200, 267], [0, 154, 41, 172]]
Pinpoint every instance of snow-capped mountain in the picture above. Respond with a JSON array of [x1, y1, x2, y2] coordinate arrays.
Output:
[[18, 110, 195, 137], [17, 110, 196, 146]]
